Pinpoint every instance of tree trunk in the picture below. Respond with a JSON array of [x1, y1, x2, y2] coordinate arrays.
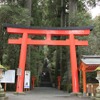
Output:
[[24, 0, 32, 70], [55, 0, 66, 88], [61, 0, 66, 27], [67, 0, 78, 91], [0, 26, 4, 65], [68, 0, 78, 26], [60, 0, 66, 77], [25, 0, 32, 25]]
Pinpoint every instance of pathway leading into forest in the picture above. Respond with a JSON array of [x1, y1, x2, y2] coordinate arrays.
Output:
[[6, 87, 93, 100]]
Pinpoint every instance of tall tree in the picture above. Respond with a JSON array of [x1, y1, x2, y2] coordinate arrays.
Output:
[[0, 4, 31, 66], [24, 0, 32, 70], [25, 0, 32, 25], [59, 0, 66, 78], [68, 0, 78, 26]]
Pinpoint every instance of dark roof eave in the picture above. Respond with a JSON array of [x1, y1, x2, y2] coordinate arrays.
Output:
[[2, 23, 94, 31]]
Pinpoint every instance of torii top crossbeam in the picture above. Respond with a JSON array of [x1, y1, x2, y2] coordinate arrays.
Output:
[[3, 24, 93, 93], [4, 24, 93, 46]]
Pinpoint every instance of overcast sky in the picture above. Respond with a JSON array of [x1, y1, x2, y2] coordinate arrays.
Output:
[[90, 5, 100, 18]]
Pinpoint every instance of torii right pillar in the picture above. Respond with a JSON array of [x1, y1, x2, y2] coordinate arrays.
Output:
[[69, 34, 79, 93], [68, 29, 93, 93]]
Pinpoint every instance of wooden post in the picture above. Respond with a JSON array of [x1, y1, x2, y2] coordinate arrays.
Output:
[[31, 76, 36, 89], [83, 70, 86, 93], [57, 76, 61, 90], [4, 83, 7, 92]]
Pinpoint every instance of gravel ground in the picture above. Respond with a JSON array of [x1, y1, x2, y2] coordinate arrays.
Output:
[[6, 87, 93, 100]]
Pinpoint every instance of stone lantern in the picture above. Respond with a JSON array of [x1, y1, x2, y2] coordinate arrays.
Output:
[[95, 66, 100, 100], [0, 64, 8, 100]]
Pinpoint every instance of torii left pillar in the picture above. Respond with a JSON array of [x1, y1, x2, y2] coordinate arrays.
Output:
[[16, 33, 28, 93]]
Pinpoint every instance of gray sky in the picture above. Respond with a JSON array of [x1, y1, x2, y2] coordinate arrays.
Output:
[[90, 5, 100, 18]]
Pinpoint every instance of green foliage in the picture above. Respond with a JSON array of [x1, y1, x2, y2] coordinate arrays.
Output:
[[0, 4, 31, 70], [86, 72, 98, 83], [69, 11, 92, 26], [31, 0, 60, 27], [91, 16, 100, 54], [78, 15, 100, 56], [0, 4, 31, 24], [85, 0, 96, 7], [0, 64, 7, 71]]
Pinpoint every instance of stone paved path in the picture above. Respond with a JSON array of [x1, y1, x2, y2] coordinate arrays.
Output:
[[6, 87, 93, 100]]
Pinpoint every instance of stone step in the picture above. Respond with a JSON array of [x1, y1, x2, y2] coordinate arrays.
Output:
[[0, 96, 8, 100], [94, 97, 100, 100], [0, 93, 5, 97], [95, 93, 100, 98]]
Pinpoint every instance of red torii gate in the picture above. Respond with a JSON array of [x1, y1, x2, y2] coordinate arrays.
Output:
[[4, 24, 93, 93]]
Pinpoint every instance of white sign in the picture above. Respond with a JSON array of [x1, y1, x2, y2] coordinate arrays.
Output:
[[24, 70, 31, 89], [0, 70, 15, 83]]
